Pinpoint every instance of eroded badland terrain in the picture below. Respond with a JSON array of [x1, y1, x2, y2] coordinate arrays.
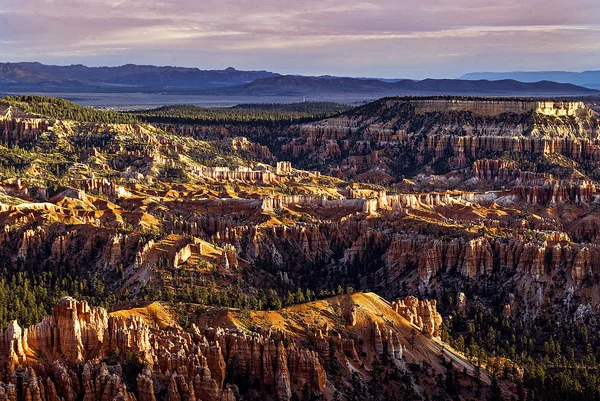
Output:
[[1, 96, 600, 400]]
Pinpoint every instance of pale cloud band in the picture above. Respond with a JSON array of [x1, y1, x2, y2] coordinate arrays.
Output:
[[1, 0, 599, 78]]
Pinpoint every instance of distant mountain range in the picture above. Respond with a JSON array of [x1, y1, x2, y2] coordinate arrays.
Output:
[[1, 62, 598, 98], [0, 62, 279, 91], [461, 70, 600, 89], [215, 75, 599, 97]]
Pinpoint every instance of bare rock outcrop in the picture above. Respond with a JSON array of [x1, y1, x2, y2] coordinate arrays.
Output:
[[392, 296, 443, 337], [0, 298, 329, 401]]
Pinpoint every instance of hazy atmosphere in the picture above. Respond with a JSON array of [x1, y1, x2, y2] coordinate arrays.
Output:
[[2, 0, 600, 78]]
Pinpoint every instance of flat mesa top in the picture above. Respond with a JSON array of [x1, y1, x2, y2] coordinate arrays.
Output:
[[395, 98, 591, 117]]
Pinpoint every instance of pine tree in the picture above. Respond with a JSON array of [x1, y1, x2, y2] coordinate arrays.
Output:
[[295, 288, 306, 304]]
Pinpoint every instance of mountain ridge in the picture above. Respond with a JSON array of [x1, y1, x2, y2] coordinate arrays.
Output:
[[0, 62, 281, 90], [461, 69, 600, 89], [1, 62, 598, 98], [211, 75, 599, 97]]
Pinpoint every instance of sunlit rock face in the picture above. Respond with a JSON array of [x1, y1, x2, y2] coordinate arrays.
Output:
[[412, 99, 590, 117], [0, 106, 50, 146], [0, 297, 327, 401], [0, 293, 464, 401]]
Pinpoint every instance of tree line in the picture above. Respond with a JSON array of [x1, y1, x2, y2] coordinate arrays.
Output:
[[1, 95, 139, 124], [132, 102, 349, 126]]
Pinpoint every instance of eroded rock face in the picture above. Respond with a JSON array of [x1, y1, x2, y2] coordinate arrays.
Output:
[[232, 137, 276, 163], [3, 98, 600, 333], [412, 99, 590, 117], [0, 298, 328, 401], [383, 234, 600, 283], [0, 109, 49, 146], [278, 99, 600, 184], [392, 296, 443, 337]]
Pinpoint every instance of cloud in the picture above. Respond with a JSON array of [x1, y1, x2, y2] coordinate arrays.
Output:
[[2, 0, 600, 78]]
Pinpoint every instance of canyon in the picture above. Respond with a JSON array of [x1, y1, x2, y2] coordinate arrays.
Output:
[[1, 95, 600, 399]]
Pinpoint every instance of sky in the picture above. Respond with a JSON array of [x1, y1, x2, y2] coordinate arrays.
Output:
[[1, 0, 600, 79]]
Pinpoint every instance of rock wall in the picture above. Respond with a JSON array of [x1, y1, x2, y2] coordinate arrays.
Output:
[[0, 112, 50, 146], [411, 99, 589, 117], [195, 166, 282, 184], [514, 182, 597, 204], [68, 179, 132, 199], [383, 234, 598, 282], [232, 137, 276, 163]]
